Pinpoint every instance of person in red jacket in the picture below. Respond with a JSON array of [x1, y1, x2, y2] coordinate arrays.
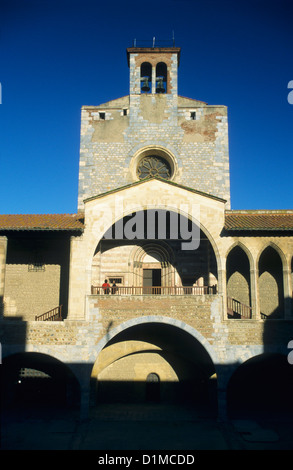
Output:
[[102, 279, 110, 294]]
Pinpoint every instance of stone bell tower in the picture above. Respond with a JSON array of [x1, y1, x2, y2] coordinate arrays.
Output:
[[77, 43, 230, 211], [126, 45, 181, 128], [127, 46, 181, 94]]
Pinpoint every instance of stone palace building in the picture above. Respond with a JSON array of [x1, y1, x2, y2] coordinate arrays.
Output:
[[1, 44, 293, 421]]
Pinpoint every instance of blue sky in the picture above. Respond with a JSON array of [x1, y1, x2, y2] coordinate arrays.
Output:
[[1, 0, 292, 214]]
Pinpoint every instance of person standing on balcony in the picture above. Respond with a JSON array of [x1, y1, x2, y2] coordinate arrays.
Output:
[[111, 281, 118, 294], [102, 279, 110, 294]]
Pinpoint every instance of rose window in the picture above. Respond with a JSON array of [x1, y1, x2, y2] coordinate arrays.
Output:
[[137, 156, 171, 180]]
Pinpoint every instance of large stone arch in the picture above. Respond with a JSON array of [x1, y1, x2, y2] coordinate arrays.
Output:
[[89, 199, 221, 264], [2, 351, 81, 411], [90, 316, 221, 413], [226, 352, 293, 419], [94, 315, 220, 364], [90, 204, 222, 293]]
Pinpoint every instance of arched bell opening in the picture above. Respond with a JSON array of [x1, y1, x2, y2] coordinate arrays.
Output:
[[156, 62, 167, 93], [140, 62, 152, 93], [91, 209, 218, 295]]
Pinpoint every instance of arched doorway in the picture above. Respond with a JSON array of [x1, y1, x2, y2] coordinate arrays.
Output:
[[1, 352, 80, 414], [91, 322, 218, 417], [146, 373, 160, 402], [227, 353, 293, 419]]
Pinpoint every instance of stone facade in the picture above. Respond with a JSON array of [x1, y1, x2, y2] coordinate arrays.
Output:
[[78, 47, 230, 210], [1, 46, 293, 422]]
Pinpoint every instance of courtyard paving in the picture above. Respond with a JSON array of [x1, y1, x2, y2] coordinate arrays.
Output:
[[1, 404, 293, 453]]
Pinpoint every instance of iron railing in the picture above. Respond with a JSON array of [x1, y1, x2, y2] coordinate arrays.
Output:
[[35, 305, 62, 321], [91, 285, 217, 296], [132, 38, 176, 48]]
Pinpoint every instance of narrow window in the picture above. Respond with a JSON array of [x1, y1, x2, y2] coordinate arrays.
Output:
[[190, 111, 196, 120], [99, 112, 105, 120]]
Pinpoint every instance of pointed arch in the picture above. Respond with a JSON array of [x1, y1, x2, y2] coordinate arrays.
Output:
[[225, 241, 254, 269], [256, 241, 287, 268], [226, 244, 252, 310], [258, 244, 284, 318]]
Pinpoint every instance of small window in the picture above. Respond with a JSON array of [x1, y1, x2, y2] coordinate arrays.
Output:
[[28, 263, 45, 272], [108, 277, 123, 285], [190, 111, 196, 120], [123, 108, 128, 116], [99, 112, 105, 120]]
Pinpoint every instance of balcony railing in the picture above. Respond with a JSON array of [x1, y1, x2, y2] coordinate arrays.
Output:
[[35, 305, 63, 321], [227, 297, 252, 319], [91, 285, 217, 296]]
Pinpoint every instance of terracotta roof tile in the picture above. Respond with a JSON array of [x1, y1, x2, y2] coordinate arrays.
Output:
[[225, 211, 293, 231], [1, 210, 292, 232], [0, 213, 84, 231]]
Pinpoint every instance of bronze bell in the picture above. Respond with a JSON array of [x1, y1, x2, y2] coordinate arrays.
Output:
[[156, 77, 165, 93], [141, 77, 150, 92]]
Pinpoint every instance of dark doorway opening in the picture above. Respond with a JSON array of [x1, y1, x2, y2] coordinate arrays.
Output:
[[143, 268, 161, 293], [146, 373, 160, 403]]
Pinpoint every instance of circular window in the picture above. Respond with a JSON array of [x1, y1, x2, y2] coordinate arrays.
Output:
[[137, 155, 171, 180]]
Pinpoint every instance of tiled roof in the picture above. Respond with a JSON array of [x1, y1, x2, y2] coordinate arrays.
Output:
[[1, 210, 292, 232], [225, 211, 293, 231], [0, 213, 84, 231]]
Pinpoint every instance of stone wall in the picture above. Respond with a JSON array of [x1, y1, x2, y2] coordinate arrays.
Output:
[[78, 99, 229, 211], [77, 48, 230, 210], [91, 295, 217, 343], [3, 233, 71, 321], [1, 298, 291, 357]]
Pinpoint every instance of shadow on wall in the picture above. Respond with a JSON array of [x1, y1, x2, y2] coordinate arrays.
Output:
[[1, 352, 81, 410], [227, 299, 293, 420], [1, 301, 293, 426]]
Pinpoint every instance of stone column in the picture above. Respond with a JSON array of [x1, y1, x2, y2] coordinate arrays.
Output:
[[0, 236, 8, 318], [217, 266, 227, 318], [67, 235, 87, 320], [250, 266, 260, 319], [283, 261, 292, 319], [152, 65, 156, 94]]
